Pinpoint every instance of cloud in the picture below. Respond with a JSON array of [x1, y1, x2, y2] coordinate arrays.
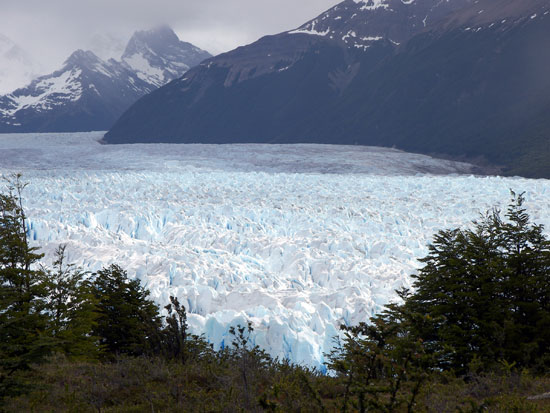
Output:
[[0, 0, 339, 72]]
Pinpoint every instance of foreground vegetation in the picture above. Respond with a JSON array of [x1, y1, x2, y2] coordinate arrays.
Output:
[[4, 355, 550, 412], [2, 175, 550, 411]]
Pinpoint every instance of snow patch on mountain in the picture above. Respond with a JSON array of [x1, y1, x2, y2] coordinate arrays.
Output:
[[288, 28, 331, 36], [12, 69, 82, 112], [123, 52, 167, 85], [1, 68, 83, 120], [288, 0, 474, 50], [353, 0, 391, 11]]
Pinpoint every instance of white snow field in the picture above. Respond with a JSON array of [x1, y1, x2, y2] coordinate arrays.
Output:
[[1, 132, 550, 370]]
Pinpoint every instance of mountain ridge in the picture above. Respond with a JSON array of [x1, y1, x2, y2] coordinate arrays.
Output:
[[121, 25, 211, 88], [0, 26, 211, 133], [104, 0, 550, 178]]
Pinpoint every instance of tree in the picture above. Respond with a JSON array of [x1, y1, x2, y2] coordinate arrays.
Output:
[[0, 175, 53, 396], [326, 192, 550, 411], [227, 322, 272, 411], [163, 295, 188, 363], [91, 264, 162, 358], [406, 192, 550, 373], [327, 289, 431, 413], [43, 245, 100, 360], [162, 295, 215, 367]]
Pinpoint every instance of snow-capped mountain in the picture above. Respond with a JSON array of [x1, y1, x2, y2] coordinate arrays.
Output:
[[0, 50, 152, 132], [105, 0, 550, 178], [122, 25, 211, 88], [0, 34, 42, 95], [105, 0, 476, 143], [289, 0, 473, 49], [0, 26, 211, 133]]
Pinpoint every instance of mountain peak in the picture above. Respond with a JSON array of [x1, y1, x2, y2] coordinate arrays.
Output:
[[64, 49, 103, 67], [0, 27, 212, 132], [144, 24, 180, 41], [121, 25, 211, 88], [122, 25, 181, 58]]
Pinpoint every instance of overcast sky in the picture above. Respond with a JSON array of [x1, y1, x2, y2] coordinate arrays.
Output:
[[0, 0, 340, 72]]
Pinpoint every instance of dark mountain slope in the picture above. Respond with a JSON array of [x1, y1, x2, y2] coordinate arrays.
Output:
[[321, 1, 550, 175], [105, 0, 472, 144], [105, 0, 550, 177], [106, 35, 394, 143]]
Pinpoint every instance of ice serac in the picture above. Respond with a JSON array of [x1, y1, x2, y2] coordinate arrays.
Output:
[[105, 0, 550, 178], [0, 26, 211, 133]]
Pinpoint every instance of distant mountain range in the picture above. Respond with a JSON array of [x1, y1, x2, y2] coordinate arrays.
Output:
[[105, 0, 550, 178], [0, 26, 211, 133]]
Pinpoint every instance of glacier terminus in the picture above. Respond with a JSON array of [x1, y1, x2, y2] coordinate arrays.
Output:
[[1, 132, 549, 370]]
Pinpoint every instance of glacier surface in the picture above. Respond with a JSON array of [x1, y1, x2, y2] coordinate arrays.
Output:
[[1, 131, 549, 369]]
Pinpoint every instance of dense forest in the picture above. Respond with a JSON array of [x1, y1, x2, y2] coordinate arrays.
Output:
[[2, 176, 550, 412]]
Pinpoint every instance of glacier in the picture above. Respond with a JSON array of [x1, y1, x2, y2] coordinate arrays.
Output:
[[1, 131, 549, 370]]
